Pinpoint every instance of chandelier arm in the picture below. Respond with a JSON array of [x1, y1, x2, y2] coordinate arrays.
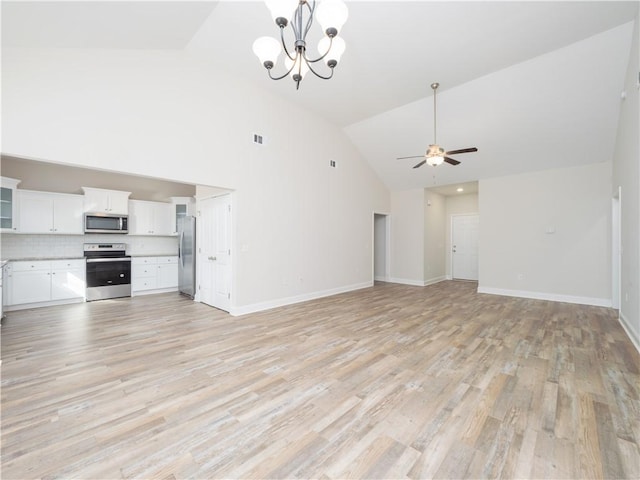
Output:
[[305, 60, 334, 80], [267, 56, 299, 81], [303, 35, 333, 64], [279, 26, 296, 61]]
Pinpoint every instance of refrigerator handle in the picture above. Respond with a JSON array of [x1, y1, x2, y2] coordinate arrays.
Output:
[[179, 231, 184, 266]]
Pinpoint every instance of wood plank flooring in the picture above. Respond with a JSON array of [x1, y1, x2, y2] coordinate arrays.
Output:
[[1, 281, 639, 479]]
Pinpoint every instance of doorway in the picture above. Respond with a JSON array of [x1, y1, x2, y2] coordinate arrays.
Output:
[[612, 187, 621, 309], [451, 214, 479, 281], [198, 194, 232, 312], [373, 213, 390, 282]]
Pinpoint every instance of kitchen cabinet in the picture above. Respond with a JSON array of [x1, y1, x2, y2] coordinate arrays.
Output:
[[1, 177, 21, 232], [82, 187, 131, 215], [17, 190, 84, 234], [129, 200, 172, 236], [132, 256, 178, 294], [170, 196, 195, 235], [6, 259, 85, 307]]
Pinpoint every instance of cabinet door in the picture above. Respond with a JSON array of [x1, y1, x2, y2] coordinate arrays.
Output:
[[83, 190, 110, 213], [128, 201, 154, 235], [153, 203, 173, 236], [108, 192, 130, 215], [157, 263, 178, 289], [17, 191, 54, 233], [51, 267, 85, 300], [10, 270, 51, 304], [1, 187, 16, 231], [52, 195, 84, 234]]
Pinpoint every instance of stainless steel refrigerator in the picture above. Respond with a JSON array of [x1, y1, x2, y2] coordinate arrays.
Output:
[[178, 216, 196, 298]]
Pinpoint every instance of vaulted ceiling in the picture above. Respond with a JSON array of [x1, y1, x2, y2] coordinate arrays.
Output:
[[3, 1, 638, 190]]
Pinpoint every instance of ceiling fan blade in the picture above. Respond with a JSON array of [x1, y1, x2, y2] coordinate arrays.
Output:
[[444, 157, 461, 166], [396, 155, 425, 160], [445, 147, 477, 155], [413, 160, 427, 169]]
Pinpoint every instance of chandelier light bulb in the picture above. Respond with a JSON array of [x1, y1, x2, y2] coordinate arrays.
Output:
[[285, 54, 310, 79], [315, 0, 349, 34], [264, 0, 300, 24], [318, 36, 346, 65], [252, 36, 282, 67]]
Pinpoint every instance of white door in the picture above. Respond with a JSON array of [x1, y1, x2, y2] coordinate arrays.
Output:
[[452, 215, 479, 281], [198, 195, 232, 312]]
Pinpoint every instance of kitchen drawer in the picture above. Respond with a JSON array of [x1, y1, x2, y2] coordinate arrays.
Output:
[[157, 256, 178, 264], [132, 257, 158, 266], [133, 266, 156, 278], [51, 259, 85, 270], [11, 260, 52, 272], [132, 276, 157, 291]]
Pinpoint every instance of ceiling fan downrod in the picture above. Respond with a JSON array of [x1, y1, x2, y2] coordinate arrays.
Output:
[[431, 82, 439, 144]]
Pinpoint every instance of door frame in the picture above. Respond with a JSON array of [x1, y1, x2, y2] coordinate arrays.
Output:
[[196, 192, 233, 311], [372, 212, 391, 282], [450, 213, 480, 281], [612, 187, 621, 309]]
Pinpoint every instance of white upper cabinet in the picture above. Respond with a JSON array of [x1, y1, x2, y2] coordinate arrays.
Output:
[[1, 177, 21, 232], [129, 200, 173, 236], [82, 187, 131, 214], [17, 190, 84, 234]]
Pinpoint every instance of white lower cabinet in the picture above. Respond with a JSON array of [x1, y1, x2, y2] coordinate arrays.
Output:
[[6, 259, 85, 308], [132, 256, 178, 295]]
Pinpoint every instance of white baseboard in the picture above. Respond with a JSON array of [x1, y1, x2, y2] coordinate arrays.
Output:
[[374, 275, 389, 282], [132, 287, 178, 297], [425, 276, 447, 286], [388, 276, 446, 287], [5, 297, 84, 312], [477, 286, 612, 308], [230, 281, 373, 317], [618, 311, 640, 354]]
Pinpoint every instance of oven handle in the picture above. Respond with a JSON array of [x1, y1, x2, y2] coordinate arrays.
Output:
[[86, 257, 132, 263]]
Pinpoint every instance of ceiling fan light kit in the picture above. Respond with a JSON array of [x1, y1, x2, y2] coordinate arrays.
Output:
[[397, 82, 478, 169], [252, 0, 348, 90]]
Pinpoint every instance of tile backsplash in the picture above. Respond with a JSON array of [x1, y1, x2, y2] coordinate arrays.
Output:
[[1, 234, 179, 259]]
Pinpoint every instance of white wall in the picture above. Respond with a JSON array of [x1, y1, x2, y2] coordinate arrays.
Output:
[[612, 14, 640, 349], [2, 48, 390, 313], [479, 162, 612, 306], [390, 189, 425, 285], [445, 193, 479, 278], [424, 190, 446, 284]]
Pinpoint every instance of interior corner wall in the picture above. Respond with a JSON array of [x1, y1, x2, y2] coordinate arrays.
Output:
[[478, 162, 612, 306], [612, 13, 640, 350], [1, 47, 390, 312], [390, 189, 425, 285], [424, 190, 446, 284], [445, 193, 479, 279]]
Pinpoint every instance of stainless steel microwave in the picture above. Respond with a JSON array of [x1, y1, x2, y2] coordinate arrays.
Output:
[[84, 213, 128, 234]]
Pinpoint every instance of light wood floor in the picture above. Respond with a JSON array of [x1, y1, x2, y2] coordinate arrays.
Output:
[[1, 281, 639, 479]]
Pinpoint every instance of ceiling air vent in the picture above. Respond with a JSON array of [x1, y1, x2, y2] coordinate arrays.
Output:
[[253, 133, 265, 146]]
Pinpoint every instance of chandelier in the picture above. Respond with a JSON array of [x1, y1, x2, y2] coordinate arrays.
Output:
[[252, 0, 348, 90]]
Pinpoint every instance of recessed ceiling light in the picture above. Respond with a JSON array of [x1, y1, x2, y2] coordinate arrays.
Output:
[[457, 187, 464, 192]]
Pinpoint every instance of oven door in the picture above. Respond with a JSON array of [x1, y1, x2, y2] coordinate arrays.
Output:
[[85, 257, 131, 301]]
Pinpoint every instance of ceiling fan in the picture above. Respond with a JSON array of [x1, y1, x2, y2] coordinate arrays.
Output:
[[397, 82, 477, 169]]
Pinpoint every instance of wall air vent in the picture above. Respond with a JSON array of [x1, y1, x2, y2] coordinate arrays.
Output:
[[253, 133, 265, 146]]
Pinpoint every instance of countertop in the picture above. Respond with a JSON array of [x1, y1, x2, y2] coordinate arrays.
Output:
[[3, 257, 85, 262]]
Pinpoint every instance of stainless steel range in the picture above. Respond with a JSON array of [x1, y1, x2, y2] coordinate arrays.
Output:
[[84, 243, 131, 301]]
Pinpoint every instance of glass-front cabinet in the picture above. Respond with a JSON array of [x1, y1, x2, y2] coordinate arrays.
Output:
[[170, 197, 195, 235], [1, 177, 21, 232]]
